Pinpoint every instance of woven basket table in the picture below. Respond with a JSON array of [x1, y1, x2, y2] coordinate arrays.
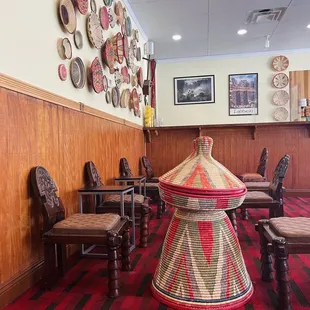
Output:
[[152, 136, 253, 309]]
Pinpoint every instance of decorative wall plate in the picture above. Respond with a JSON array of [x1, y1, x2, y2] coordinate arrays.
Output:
[[137, 67, 143, 87], [272, 73, 289, 89], [130, 88, 139, 115], [90, 57, 104, 93], [121, 89, 130, 108], [57, 38, 66, 59], [273, 107, 289, 121], [59, 0, 77, 34], [112, 87, 120, 107], [136, 47, 141, 61], [121, 66, 129, 84], [123, 35, 129, 60], [101, 38, 115, 74], [108, 7, 116, 28], [106, 90, 111, 103], [125, 16, 132, 37], [90, 0, 97, 12], [131, 74, 137, 87], [76, 0, 88, 15], [123, 7, 128, 18], [121, 24, 126, 36], [272, 90, 290, 106], [99, 6, 109, 30], [74, 30, 83, 49], [130, 39, 137, 56], [58, 64, 67, 81], [62, 38, 72, 59], [87, 13, 103, 49], [103, 0, 113, 6], [70, 57, 86, 89], [272, 55, 289, 72], [112, 32, 124, 64], [103, 75, 108, 92], [115, 1, 124, 25]]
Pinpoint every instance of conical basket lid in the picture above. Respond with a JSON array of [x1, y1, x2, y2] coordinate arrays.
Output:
[[159, 136, 246, 210]]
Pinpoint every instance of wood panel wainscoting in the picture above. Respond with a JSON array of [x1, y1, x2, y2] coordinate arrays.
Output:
[[145, 123, 310, 195], [0, 74, 144, 308]]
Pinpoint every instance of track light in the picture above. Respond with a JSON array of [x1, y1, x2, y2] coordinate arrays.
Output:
[[265, 35, 270, 49]]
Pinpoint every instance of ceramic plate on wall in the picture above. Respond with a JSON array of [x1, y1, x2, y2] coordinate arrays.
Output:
[[99, 6, 109, 30], [112, 87, 120, 107], [74, 30, 83, 49], [58, 64, 67, 81], [273, 107, 289, 121], [273, 90, 289, 106], [59, 0, 77, 33], [76, 0, 88, 15], [272, 73, 289, 89], [272, 55, 289, 72], [87, 13, 104, 49], [70, 57, 86, 89], [90, 57, 104, 93]]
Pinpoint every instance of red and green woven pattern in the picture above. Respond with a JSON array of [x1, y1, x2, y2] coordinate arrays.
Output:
[[152, 209, 253, 309]]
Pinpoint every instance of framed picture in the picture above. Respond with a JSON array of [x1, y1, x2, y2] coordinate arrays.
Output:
[[229, 73, 258, 116], [174, 75, 215, 105]]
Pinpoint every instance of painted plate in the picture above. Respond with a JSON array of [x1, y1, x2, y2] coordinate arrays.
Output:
[[108, 7, 116, 28], [103, 75, 108, 92], [101, 38, 115, 74], [106, 90, 111, 103], [76, 0, 88, 15], [58, 64, 67, 81], [125, 16, 132, 37], [121, 89, 130, 108], [272, 55, 289, 72], [103, 0, 113, 6], [115, 1, 124, 25], [121, 66, 129, 84], [112, 87, 120, 107], [74, 30, 83, 49], [90, 57, 104, 93], [87, 13, 103, 49], [273, 107, 289, 121], [70, 57, 86, 89], [112, 32, 124, 64], [90, 0, 97, 13], [272, 73, 289, 89], [99, 6, 109, 30], [123, 35, 129, 60], [62, 38, 72, 59], [137, 67, 143, 88], [114, 71, 123, 88], [273, 90, 289, 106], [59, 0, 77, 34]]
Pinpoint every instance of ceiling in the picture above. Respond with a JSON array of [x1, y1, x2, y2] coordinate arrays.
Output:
[[128, 0, 310, 60]]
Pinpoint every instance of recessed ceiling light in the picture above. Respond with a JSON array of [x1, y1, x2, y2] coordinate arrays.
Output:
[[307, 24, 310, 29], [237, 29, 247, 35], [172, 34, 182, 41]]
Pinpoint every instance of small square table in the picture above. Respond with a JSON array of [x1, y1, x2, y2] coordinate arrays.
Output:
[[114, 176, 146, 196], [78, 185, 135, 256]]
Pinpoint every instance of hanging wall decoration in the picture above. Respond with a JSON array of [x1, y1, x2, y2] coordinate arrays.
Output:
[[115, 1, 124, 25], [70, 57, 86, 89], [125, 16, 132, 37], [90, 0, 97, 13], [76, 0, 88, 15], [102, 38, 115, 73], [272, 72, 289, 89], [99, 6, 109, 30], [108, 7, 116, 28], [57, 38, 66, 59], [272, 90, 289, 106], [112, 86, 120, 107], [106, 90, 111, 103], [273, 107, 289, 121], [112, 32, 124, 64], [90, 57, 104, 93], [120, 88, 130, 108], [74, 30, 83, 49], [137, 67, 143, 88], [272, 55, 289, 71], [59, 0, 77, 34], [58, 64, 67, 81], [87, 13, 104, 49], [103, 75, 108, 92], [103, 0, 113, 6]]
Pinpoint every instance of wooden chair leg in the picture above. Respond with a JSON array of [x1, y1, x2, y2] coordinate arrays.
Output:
[[139, 205, 150, 248], [57, 244, 66, 277], [107, 232, 120, 299], [258, 221, 273, 282], [43, 242, 57, 289], [227, 210, 238, 237], [274, 239, 291, 310], [121, 222, 131, 271], [241, 208, 248, 220]]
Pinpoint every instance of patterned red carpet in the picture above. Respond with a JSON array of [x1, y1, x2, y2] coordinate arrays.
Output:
[[5, 198, 310, 310]]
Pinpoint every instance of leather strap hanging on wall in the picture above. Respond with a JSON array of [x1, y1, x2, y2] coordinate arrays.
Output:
[[150, 59, 156, 109]]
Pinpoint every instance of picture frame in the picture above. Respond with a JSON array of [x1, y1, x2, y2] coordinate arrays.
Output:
[[174, 75, 215, 105], [229, 73, 258, 116]]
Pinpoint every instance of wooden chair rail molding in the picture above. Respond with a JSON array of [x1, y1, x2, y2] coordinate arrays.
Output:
[[0, 72, 142, 130], [144, 122, 310, 142]]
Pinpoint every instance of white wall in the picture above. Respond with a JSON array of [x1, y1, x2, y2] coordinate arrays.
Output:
[[0, 0, 146, 125], [156, 51, 310, 126]]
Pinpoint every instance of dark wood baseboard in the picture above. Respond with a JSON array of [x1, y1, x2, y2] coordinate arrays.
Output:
[[284, 189, 310, 197], [0, 246, 80, 309]]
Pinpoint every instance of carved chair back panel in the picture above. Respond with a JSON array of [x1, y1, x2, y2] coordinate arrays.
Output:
[[120, 158, 132, 177], [86, 161, 104, 187], [256, 148, 268, 178], [142, 156, 154, 179]]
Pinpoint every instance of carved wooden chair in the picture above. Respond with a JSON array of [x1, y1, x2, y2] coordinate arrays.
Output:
[[237, 148, 268, 182], [30, 166, 131, 298], [256, 218, 310, 310], [120, 157, 165, 219], [85, 161, 150, 247], [141, 156, 159, 183]]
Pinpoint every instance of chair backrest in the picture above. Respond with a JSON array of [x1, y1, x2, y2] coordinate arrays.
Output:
[[30, 166, 65, 232], [256, 148, 268, 178], [85, 161, 104, 187], [269, 154, 290, 201], [141, 156, 154, 179], [120, 157, 132, 177]]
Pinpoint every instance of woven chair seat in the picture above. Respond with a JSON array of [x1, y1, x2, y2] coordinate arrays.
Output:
[[270, 217, 310, 242], [239, 173, 265, 182], [106, 194, 145, 205], [145, 183, 158, 188], [245, 191, 273, 202], [52, 213, 120, 235], [147, 177, 159, 182], [245, 181, 270, 190]]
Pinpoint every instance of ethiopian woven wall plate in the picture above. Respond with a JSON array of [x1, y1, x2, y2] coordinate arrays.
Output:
[[112, 86, 120, 107], [74, 30, 83, 49], [90, 57, 104, 93], [272, 55, 289, 71], [120, 88, 130, 108], [101, 38, 115, 74], [99, 6, 109, 30], [112, 32, 124, 64], [272, 72, 289, 89], [58, 64, 67, 81], [76, 0, 88, 15], [87, 13, 104, 49], [272, 90, 289, 106], [70, 57, 86, 89], [273, 107, 289, 121], [103, 0, 113, 6], [59, 0, 77, 34]]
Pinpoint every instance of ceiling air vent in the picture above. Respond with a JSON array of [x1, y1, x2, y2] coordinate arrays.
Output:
[[245, 7, 287, 24]]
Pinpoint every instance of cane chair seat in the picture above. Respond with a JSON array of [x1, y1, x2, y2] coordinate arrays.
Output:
[[105, 194, 145, 205], [245, 191, 273, 202], [52, 213, 120, 235]]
